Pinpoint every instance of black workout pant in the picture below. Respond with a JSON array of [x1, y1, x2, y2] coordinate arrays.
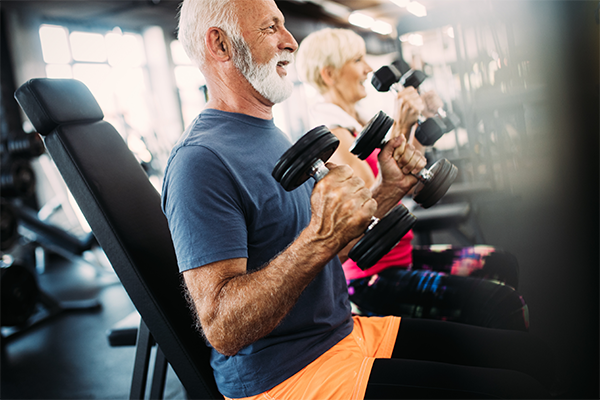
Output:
[[364, 318, 555, 399]]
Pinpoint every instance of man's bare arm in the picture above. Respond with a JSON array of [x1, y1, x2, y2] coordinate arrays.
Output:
[[184, 233, 331, 356], [184, 164, 376, 356]]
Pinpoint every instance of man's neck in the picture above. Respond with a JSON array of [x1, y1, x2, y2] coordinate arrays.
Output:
[[205, 70, 274, 120]]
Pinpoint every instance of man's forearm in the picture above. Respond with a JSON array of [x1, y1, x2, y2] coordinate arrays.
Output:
[[371, 177, 407, 216], [187, 228, 337, 356]]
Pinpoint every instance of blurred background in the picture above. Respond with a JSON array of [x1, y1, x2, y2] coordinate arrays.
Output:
[[1, 1, 597, 398]]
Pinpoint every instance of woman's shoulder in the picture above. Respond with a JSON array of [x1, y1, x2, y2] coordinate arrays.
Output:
[[309, 102, 363, 134]]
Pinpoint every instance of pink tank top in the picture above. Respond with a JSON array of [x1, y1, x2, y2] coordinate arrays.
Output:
[[342, 148, 413, 280]]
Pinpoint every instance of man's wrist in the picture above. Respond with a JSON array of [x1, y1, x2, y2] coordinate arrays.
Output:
[[371, 178, 406, 216]]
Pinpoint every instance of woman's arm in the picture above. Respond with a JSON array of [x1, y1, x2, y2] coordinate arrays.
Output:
[[329, 127, 376, 187]]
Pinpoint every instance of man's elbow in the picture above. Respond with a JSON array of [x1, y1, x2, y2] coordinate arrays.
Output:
[[202, 325, 243, 356]]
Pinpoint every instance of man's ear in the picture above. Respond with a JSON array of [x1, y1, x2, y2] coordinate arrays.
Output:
[[320, 66, 337, 87], [205, 27, 231, 62]]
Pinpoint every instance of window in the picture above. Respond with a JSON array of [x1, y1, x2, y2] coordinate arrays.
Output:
[[170, 40, 207, 128], [39, 24, 154, 166]]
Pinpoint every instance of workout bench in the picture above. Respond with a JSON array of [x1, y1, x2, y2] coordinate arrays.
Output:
[[15, 78, 221, 399]]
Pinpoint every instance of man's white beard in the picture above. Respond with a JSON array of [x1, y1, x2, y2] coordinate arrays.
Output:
[[233, 39, 294, 104]]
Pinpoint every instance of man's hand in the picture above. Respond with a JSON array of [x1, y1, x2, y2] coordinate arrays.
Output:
[[370, 134, 427, 215], [184, 163, 377, 356], [307, 163, 377, 253], [391, 87, 424, 139]]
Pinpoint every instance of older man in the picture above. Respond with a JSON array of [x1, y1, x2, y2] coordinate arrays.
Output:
[[162, 0, 556, 398]]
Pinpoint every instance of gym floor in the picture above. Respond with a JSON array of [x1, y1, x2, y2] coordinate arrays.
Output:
[[0, 253, 187, 399]]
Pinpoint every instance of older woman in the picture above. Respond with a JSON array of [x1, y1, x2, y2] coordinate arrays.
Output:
[[296, 28, 523, 325], [296, 28, 425, 280]]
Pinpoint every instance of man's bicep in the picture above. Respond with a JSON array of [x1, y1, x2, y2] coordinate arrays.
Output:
[[164, 146, 248, 272]]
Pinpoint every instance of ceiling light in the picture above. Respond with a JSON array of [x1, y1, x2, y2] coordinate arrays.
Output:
[[348, 12, 374, 29], [371, 20, 393, 35], [390, 0, 410, 7], [320, 0, 351, 18], [407, 1, 427, 17], [408, 33, 423, 46]]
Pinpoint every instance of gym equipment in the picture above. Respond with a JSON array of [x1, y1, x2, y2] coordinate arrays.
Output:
[[350, 111, 458, 208], [1, 198, 19, 251], [0, 134, 45, 159], [372, 66, 426, 92], [13, 203, 97, 258], [372, 65, 461, 145], [16, 78, 221, 399], [1, 257, 40, 327], [0, 243, 102, 341], [349, 268, 529, 331], [435, 108, 461, 133], [0, 160, 36, 198], [272, 126, 416, 270]]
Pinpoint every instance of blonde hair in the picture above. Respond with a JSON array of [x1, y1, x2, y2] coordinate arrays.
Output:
[[296, 28, 366, 94], [177, 0, 243, 71]]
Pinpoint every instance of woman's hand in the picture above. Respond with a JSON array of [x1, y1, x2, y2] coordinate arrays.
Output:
[[390, 87, 424, 140], [421, 90, 444, 119]]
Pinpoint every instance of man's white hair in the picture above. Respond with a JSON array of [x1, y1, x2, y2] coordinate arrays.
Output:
[[178, 0, 243, 70]]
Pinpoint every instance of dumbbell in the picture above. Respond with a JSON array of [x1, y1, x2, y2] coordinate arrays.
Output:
[[350, 111, 458, 209], [1, 198, 19, 251], [272, 126, 417, 270], [372, 65, 460, 145], [1, 256, 40, 327], [0, 134, 45, 160], [433, 107, 461, 133], [0, 160, 36, 199]]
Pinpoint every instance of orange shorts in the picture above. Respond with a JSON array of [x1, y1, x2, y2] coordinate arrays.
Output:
[[226, 315, 400, 400]]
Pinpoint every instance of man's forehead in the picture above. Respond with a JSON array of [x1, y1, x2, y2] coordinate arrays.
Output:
[[235, 0, 284, 25]]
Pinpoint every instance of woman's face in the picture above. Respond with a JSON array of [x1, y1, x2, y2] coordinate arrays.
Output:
[[332, 54, 373, 104]]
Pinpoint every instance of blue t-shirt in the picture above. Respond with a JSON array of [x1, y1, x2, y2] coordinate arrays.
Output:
[[161, 109, 353, 398]]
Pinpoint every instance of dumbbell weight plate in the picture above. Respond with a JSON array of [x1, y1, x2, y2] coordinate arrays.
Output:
[[371, 65, 403, 92], [1, 261, 40, 327], [401, 70, 427, 89], [279, 133, 339, 191], [443, 113, 461, 132], [413, 158, 458, 208], [1, 199, 19, 251], [426, 161, 458, 207], [350, 111, 394, 160], [415, 116, 447, 146], [412, 159, 450, 206], [0, 161, 36, 198], [349, 205, 417, 270], [272, 126, 339, 191]]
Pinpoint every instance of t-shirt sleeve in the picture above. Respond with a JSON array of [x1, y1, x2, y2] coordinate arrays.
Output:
[[162, 145, 248, 272]]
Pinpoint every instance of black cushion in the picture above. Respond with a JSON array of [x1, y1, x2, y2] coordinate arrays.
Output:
[[14, 78, 221, 399], [15, 78, 103, 136]]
